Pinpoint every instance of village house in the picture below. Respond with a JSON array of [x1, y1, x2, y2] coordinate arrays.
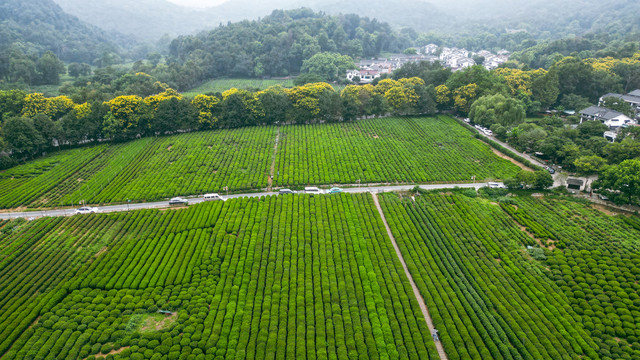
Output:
[[421, 44, 439, 55], [579, 106, 634, 126], [598, 91, 640, 118], [346, 47, 509, 81], [346, 69, 381, 83]]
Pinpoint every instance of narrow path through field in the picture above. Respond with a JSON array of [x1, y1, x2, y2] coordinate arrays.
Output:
[[267, 128, 280, 191], [371, 193, 448, 360]]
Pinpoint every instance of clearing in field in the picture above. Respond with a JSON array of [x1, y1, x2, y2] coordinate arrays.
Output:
[[0, 116, 521, 209], [183, 78, 296, 97]]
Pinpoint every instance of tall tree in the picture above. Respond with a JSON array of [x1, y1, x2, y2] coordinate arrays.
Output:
[[36, 51, 66, 85], [595, 159, 640, 203], [2, 117, 45, 157]]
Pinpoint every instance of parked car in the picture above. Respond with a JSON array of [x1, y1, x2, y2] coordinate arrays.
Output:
[[304, 187, 323, 195], [546, 166, 556, 174], [598, 194, 609, 201], [474, 124, 482, 130], [279, 188, 296, 194], [75, 206, 98, 215], [203, 193, 224, 201], [483, 129, 493, 136], [169, 197, 189, 205], [464, 118, 471, 123], [328, 187, 343, 194]]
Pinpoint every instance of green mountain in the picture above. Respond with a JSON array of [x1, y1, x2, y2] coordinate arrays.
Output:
[[0, 0, 127, 64]]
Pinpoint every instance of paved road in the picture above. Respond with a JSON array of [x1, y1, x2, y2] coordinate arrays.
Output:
[[0, 183, 491, 220]]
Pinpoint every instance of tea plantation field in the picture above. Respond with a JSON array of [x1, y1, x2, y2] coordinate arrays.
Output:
[[0, 194, 439, 360], [502, 196, 640, 360], [379, 192, 601, 360], [1, 191, 638, 359], [0, 116, 520, 209]]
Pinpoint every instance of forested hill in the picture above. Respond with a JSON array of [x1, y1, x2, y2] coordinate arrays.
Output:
[[0, 0, 126, 64], [52, 0, 447, 41], [168, 9, 412, 80]]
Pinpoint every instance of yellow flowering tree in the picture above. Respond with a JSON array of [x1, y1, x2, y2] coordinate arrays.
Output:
[[191, 94, 220, 129], [453, 83, 479, 114], [286, 82, 335, 123], [435, 85, 451, 108], [22, 93, 76, 120], [102, 95, 147, 140]]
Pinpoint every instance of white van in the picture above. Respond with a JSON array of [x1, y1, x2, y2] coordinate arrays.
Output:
[[203, 193, 223, 201], [304, 187, 323, 195]]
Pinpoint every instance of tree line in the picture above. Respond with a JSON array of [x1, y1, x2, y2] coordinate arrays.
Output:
[[0, 77, 436, 168]]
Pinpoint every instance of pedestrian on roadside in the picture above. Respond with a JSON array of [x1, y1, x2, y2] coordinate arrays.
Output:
[[432, 328, 439, 342]]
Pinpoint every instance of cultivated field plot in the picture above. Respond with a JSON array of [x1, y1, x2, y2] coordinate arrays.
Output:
[[274, 116, 520, 187], [0, 195, 439, 359], [0, 127, 275, 208], [379, 192, 600, 360], [504, 197, 640, 360], [0, 116, 520, 209], [183, 78, 296, 97]]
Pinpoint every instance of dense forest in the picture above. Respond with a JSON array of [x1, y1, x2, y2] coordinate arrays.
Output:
[[167, 9, 412, 85]]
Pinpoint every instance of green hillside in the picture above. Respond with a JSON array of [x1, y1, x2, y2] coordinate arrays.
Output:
[[0, 116, 521, 209], [0, 0, 125, 65]]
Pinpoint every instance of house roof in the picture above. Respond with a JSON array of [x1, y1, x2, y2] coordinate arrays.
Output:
[[629, 90, 640, 97], [567, 178, 584, 186], [579, 106, 625, 121], [601, 93, 640, 104]]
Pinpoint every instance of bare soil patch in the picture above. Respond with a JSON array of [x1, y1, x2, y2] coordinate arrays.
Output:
[[491, 148, 533, 172], [95, 246, 108, 257], [141, 313, 177, 332], [592, 204, 618, 216], [167, 146, 172, 151], [27, 316, 41, 330], [84, 346, 130, 360]]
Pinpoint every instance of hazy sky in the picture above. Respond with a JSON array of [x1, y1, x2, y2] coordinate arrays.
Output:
[[166, 0, 227, 8]]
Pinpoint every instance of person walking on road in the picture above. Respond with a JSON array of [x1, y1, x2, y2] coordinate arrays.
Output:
[[432, 328, 439, 342]]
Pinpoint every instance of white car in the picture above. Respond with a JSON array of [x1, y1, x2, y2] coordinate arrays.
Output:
[[483, 129, 493, 136], [169, 197, 189, 205], [487, 182, 507, 189], [75, 207, 98, 214], [203, 193, 224, 201], [304, 186, 323, 195]]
